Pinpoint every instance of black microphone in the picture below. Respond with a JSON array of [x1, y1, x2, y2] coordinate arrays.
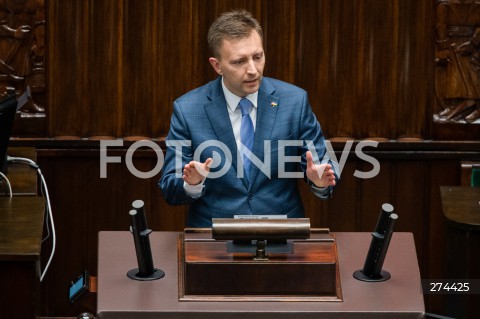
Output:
[[127, 200, 165, 281], [354, 203, 398, 282]]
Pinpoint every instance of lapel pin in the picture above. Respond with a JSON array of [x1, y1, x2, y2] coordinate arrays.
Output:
[[271, 102, 277, 107]]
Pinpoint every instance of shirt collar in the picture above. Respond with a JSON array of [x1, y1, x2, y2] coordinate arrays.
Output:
[[221, 77, 258, 113]]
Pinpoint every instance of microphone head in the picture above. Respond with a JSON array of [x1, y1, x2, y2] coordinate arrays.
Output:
[[381, 203, 394, 214], [132, 199, 144, 210]]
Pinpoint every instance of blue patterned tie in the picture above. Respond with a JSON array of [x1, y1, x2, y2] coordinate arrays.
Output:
[[239, 98, 254, 180]]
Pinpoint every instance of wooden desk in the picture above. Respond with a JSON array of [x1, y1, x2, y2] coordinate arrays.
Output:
[[0, 147, 37, 196], [441, 186, 480, 230], [97, 231, 425, 319], [0, 197, 45, 318]]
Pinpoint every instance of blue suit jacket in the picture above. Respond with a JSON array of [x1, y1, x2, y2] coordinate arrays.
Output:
[[159, 77, 334, 227]]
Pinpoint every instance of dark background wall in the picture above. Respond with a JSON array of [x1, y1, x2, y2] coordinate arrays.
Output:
[[1, 0, 479, 317], [47, 0, 438, 140]]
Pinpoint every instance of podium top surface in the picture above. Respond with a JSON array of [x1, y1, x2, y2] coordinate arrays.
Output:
[[440, 186, 480, 229], [97, 231, 424, 319], [0, 197, 45, 260]]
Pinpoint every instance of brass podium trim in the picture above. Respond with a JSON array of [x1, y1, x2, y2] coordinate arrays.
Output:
[[177, 229, 343, 302]]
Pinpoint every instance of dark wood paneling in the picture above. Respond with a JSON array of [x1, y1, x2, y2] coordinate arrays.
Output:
[[321, 161, 360, 231], [31, 142, 480, 317], [295, 0, 435, 140], [37, 149, 186, 315], [261, 0, 296, 83], [28, 0, 478, 317], [47, 1, 88, 137], [45, 0, 440, 140]]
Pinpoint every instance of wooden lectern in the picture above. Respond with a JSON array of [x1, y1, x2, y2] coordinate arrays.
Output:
[[97, 231, 425, 319], [178, 219, 342, 302]]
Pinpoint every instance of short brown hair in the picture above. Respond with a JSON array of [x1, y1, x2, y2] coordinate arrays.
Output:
[[207, 10, 263, 57]]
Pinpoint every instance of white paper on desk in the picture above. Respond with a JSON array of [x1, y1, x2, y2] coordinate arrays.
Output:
[[234, 214, 288, 220]]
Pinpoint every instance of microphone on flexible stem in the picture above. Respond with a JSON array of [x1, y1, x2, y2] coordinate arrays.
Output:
[[353, 203, 398, 282], [127, 199, 165, 281]]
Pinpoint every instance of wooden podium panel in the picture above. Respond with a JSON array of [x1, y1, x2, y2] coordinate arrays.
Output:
[[97, 232, 425, 319], [178, 230, 342, 301]]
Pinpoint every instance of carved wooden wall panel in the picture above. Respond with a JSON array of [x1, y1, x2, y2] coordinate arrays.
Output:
[[432, 0, 480, 139], [0, 0, 46, 135], [434, 0, 480, 124], [0, 0, 46, 115]]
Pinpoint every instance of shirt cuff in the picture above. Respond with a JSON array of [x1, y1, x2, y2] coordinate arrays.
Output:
[[308, 180, 331, 199], [183, 181, 205, 199]]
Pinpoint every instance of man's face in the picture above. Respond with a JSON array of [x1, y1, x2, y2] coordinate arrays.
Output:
[[209, 30, 265, 97]]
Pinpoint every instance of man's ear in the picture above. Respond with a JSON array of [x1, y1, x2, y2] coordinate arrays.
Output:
[[209, 57, 222, 75]]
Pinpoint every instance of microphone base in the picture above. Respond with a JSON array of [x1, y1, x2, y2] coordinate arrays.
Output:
[[353, 269, 391, 282], [127, 268, 165, 281]]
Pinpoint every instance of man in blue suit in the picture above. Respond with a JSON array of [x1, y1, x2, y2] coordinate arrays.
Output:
[[159, 10, 337, 227]]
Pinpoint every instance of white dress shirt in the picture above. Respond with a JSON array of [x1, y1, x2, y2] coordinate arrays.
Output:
[[184, 77, 257, 196]]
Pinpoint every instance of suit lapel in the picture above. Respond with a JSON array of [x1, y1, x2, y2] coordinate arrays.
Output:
[[204, 77, 280, 190], [249, 78, 279, 188], [204, 78, 241, 183]]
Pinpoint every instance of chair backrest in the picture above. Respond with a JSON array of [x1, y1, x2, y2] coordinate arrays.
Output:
[[461, 162, 480, 187], [471, 166, 480, 187]]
